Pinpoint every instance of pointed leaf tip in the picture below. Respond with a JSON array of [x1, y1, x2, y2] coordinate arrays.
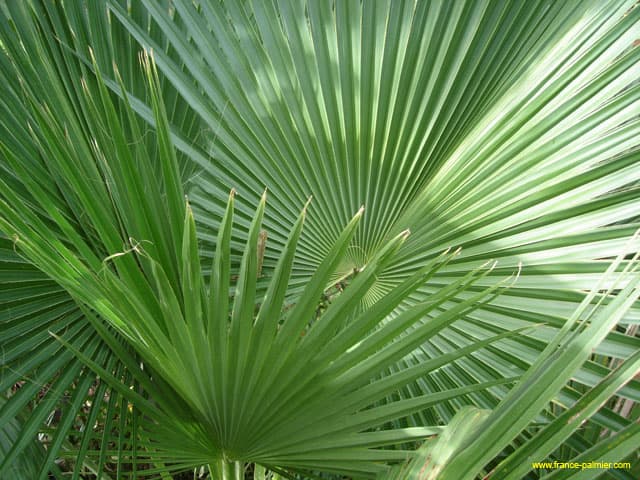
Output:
[[304, 195, 313, 210], [301, 197, 313, 216]]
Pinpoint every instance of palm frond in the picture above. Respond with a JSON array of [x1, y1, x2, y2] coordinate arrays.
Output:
[[1, 0, 639, 478]]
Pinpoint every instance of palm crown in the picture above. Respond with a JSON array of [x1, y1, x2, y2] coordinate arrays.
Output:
[[1, 1, 639, 479]]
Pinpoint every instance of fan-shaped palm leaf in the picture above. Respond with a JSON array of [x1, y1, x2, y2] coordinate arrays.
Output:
[[1, 0, 639, 478]]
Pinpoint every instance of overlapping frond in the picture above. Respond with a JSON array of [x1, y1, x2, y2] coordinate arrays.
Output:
[[0, 0, 639, 478], [0, 42, 508, 475]]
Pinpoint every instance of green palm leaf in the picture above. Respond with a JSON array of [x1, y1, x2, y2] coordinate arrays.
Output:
[[1, 0, 639, 478], [0, 50, 505, 475]]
